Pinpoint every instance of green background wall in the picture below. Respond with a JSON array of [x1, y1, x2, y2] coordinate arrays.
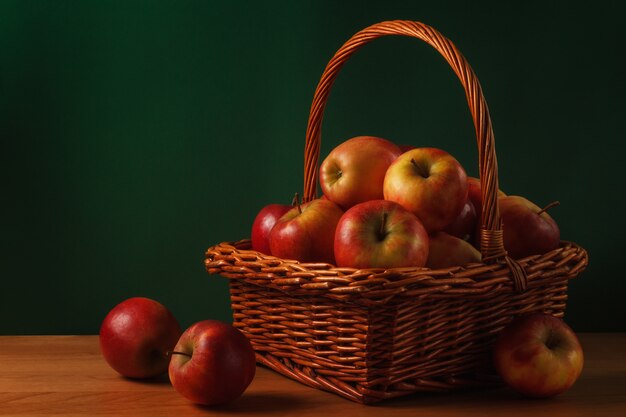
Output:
[[1, 1, 624, 334]]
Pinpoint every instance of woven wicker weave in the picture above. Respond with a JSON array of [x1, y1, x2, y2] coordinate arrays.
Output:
[[204, 20, 588, 404]]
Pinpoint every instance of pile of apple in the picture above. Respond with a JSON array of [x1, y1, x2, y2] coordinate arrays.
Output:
[[99, 297, 256, 406], [251, 136, 584, 398], [252, 136, 561, 269]]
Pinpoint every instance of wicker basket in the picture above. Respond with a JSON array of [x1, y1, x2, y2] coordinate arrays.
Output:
[[204, 20, 588, 404]]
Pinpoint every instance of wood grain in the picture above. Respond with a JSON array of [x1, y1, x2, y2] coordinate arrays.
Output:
[[0, 334, 624, 416]]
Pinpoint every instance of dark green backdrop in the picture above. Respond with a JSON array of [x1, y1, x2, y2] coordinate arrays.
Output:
[[1, 1, 624, 334]]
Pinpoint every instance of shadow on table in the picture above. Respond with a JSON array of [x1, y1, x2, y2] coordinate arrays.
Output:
[[369, 387, 575, 415], [194, 391, 315, 414], [122, 373, 171, 385]]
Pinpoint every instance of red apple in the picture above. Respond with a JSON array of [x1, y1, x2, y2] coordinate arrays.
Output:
[[467, 176, 506, 222], [99, 297, 182, 379], [269, 198, 343, 264], [399, 144, 416, 153], [443, 198, 478, 241], [320, 136, 402, 210], [426, 232, 481, 269], [383, 147, 468, 232], [334, 200, 429, 269], [499, 196, 560, 259], [251, 203, 291, 255], [169, 320, 256, 406], [493, 313, 584, 398]]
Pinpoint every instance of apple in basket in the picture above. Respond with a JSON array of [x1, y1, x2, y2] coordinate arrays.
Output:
[[320, 136, 402, 210], [269, 198, 343, 264], [426, 232, 481, 269], [383, 147, 468, 232], [499, 196, 561, 259], [334, 200, 429, 268], [443, 197, 478, 242], [493, 313, 584, 398], [467, 176, 506, 221], [99, 297, 182, 378], [251, 203, 292, 255], [169, 320, 256, 405]]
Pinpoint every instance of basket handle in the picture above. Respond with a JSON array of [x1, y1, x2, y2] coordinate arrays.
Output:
[[302, 20, 527, 291]]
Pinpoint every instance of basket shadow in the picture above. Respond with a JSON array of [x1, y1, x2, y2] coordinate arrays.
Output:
[[377, 382, 611, 411], [193, 391, 315, 414]]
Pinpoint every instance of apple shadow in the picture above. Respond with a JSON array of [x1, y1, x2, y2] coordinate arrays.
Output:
[[122, 373, 171, 385], [193, 391, 314, 414]]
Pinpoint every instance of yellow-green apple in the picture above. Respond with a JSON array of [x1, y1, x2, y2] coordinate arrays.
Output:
[[320, 136, 402, 210], [269, 199, 343, 264], [169, 320, 256, 405], [99, 297, 181, 379], [251, 203, 291, 255], [467, 176, 506, 222], [426, 232, 481, 269], [383, 147, 468, 232], [334, 200, 429, 268], [493, 313, 584, 398], [499, 196, 560, 259], [443, 198, 478, 241]]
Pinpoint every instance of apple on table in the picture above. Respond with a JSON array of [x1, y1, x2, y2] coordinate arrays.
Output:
[[494, 313, 584, 398], [169, 320, 256, 406], [99, 297, 181, 379]]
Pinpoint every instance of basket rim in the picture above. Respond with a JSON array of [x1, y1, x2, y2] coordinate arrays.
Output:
[[205, 239, 588, 304]]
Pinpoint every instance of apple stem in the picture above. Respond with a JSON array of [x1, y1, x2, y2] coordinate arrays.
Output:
[[379, 211, 387, 239], [410, 158, 429, 178], [292, 192, 302, 214], [166, 350, 192, 359], [537, 201, 560, 215]]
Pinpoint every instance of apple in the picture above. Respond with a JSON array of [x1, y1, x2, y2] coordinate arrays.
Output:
[[467, 176, 506, 222], [493, 313, 584, 398], [251, 203, 292, 255], [399, 144, 416, 153], [169, 320, 256, 406], [426, 232, 481, 269], [443, 198, 478, 241], [320, 136, 402, 210], [383, 147, 468, 232], [499, 196, 560, 259], [99, 297, 181, 379], [269, 198, 343, 264], [334, 200, 429, 269]]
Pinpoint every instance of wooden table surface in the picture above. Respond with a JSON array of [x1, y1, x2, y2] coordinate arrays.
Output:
[[0, 334, 624, 416]]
